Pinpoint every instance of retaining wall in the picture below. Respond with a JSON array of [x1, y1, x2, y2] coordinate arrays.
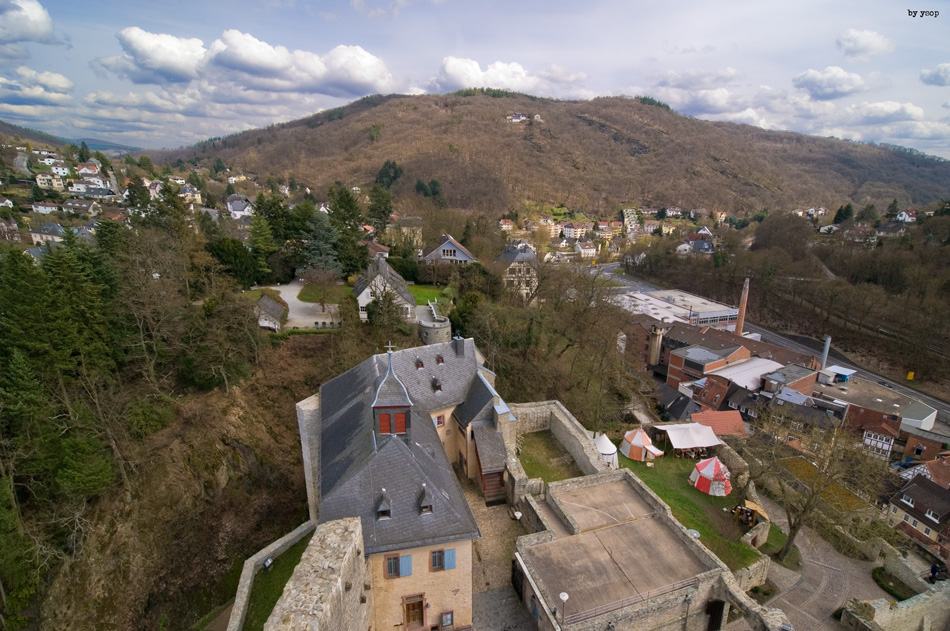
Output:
[[842, 582, 950, 631]]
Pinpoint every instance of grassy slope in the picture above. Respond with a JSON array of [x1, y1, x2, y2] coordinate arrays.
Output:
[[621, 454, 759, 570]]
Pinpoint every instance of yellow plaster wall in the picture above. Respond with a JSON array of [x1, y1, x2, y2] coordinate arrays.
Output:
[[370, 539, 474, 630]]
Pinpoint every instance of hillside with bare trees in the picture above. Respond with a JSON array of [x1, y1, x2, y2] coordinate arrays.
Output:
[[156, 92, 950, 216]]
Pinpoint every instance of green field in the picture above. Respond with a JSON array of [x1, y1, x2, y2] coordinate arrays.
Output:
[[297, 283, 352, 304], [621, 454, 760, 570], [407, 284, 445, 305]]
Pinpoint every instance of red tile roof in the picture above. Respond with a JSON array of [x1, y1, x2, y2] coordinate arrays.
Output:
[[691, 410, 748, 438]]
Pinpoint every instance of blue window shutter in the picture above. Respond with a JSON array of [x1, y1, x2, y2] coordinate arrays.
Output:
[[400, 555, 412, 576], [444, 549, 455, 570]]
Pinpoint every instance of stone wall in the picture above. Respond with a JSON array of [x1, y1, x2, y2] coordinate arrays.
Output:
[[264, 518, 370, 631], [731, 553, 770, 592], [296, 394, 321, 524], [842, 582, 950, 631], [227, 520, 316, 631], [741, 521, 771, 550], [520, 494, 549, 535], [508, 401, 607, 476]]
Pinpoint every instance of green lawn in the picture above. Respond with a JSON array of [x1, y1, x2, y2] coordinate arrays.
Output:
[[519, 431, 583, 483], [407, 284, 445, 305], [243, 533, 313, 631], [297, 283, 352, 304], [620, 454, 760, 570]]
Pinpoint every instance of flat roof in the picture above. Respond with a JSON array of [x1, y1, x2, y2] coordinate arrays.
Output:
[[813, 377, 917, 415], [521, 478, 715, 616], [644, 289, 738, 315], [707, 357, 784, 391]]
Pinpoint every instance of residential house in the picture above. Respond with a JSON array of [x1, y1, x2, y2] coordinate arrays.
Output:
[[666, 207, 683, 218], [358, 240, 391, 259], [896, 210, 917, 223], [806, 207, 828, 218], [609, 221, 624, 236], [901, 427, 947, 462], [422, 234, 477, 265], [498, 218, 515, 232], [876, 222, 906, 238], [168, 176, 186, 185], [655, 382, 702, 421], [81, 175, 109, 189], [178, 184, 202, 205], [296, 339, 517, 630], [30, 222, 66, 243], [68, 181, 89, 194], [642, 220, 660, 234], [62, 199, 101, 215], [538, 217, 560, 238], [227, 174, 247, 184], [353, 257, 416, 322], [84, 188, 117, 200], [887, 477, 950, 562], [574, 239, 596, 259], [0, 197, 13, 208], [37, 155, 59, 166], [494, 242, 538, 301], [50, 161, 71, 177], [899, 454, 950, 488], [25, 241, 62, 262], [226, 194, 254, 219], [77, 163, 100, 175], [692, 239, 715, 255], [255, 295, 287, 332], [32, 202, 60, 215], [862, 421, 898, 459], [35, 173, 64, 190]]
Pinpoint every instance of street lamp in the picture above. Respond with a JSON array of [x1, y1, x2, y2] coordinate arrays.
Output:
[[683, 593, 692, 631], [560, 592, 569, 625]]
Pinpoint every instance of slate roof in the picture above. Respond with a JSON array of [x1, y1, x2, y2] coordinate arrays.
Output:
[[893, 476, 950, 527], [452, 373, 497, 429], [31, 222, 66, 237], [353, 258, 415, 308], [423, 234, 477, 263], [494, 243, 537, 267], [655, 383, 702, 421], [472, 423, 507, 472], [316, 340, 482, 554], [256, 295, 286, 321]]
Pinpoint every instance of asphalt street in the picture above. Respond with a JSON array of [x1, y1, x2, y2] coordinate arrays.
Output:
[[594, 263, 950, 425]]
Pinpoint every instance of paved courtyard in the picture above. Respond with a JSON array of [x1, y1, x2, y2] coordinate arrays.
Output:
[[726, 495, 889, 631], [459, 475, 535, 630]]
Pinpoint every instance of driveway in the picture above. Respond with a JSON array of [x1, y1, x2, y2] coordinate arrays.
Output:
[[262, 279, 337, 329], [727, 495, 888, 631]]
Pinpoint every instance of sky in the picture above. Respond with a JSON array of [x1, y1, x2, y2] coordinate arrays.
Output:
[[1, 0, 949, 157]]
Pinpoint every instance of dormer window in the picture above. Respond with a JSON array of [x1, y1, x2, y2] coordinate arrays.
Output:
[[432, 378, 442, 393], [416, 358, 424, 369], [420, 483, 434, 515], [378, 488, 392, 520], [436, 355, 444, 365], [926, 508, 939, 522], [902, 494, 915, 507]]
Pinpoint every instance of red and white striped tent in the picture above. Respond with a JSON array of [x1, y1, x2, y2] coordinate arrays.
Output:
[[689, 457, 732, 496], [620, 428, 664, 462]]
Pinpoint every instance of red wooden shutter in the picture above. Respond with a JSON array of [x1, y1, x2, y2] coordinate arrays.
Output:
[[380, 413, 391, 434], [394, 412, 407, 434]]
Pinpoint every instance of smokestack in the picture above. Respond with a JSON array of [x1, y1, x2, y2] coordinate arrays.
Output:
[[820, 335, 832, 370], [734, 277, 750, 338]]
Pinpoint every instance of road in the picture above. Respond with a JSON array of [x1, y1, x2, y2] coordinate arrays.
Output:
[[593, 263, 950, 424]]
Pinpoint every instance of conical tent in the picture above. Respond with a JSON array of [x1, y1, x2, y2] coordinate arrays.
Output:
[[689, 457, 732, 496], [620, 428, 664, 462], [594, 432, 618, 469]]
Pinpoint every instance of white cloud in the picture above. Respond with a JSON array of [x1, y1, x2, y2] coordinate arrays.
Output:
[[843, 101, 924, 125], [836, 29, 894, 60], [0, 65, 71, 106], [884, 121, 950, 141], [539, 64, 588, 85], [436, 57, 541, 93], [0, 0, 54, 45], [350, 0, 411, 18], [92, 27, 206, 84], [920, 63, 950, 87], [792, 66, 866, 100], [0, 42, 29, 62], [654, 67, 743, 90]]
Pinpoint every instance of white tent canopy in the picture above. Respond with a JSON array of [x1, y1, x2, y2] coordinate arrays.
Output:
[[655, 424, 722, 450], [594, 432, 618, 469]]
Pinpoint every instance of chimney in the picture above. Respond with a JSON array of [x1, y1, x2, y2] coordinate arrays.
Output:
[[648, 325, 665, 365], [453, 336, 466, 357], [734, 277, 750, 338], [820, 335, 832, 370]]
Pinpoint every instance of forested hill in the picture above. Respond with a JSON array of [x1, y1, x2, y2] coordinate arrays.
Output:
[[157, 92, 950, 214], [0, 119, 64, 148]]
